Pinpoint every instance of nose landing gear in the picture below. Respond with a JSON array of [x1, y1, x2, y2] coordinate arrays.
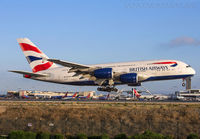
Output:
[[182, 77, 192, 90], [182, 78, 186, 87]]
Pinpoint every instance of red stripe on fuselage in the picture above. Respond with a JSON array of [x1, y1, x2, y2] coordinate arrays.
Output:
[[32, 62, 53, 73], [19, 43, 42, 53], [152, 62, 177, 64]]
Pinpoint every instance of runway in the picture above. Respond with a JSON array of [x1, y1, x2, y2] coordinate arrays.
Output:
[[0, 99, 200, 105]]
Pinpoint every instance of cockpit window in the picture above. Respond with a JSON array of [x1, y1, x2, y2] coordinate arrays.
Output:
[[186, 65, 191, 68]]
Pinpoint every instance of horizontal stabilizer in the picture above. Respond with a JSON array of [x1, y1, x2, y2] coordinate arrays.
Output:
[[48, 59, 90, 69], [9, 70, 48, 77]]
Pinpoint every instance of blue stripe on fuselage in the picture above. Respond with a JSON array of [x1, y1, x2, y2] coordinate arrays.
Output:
[[144, 74, 193, 81]]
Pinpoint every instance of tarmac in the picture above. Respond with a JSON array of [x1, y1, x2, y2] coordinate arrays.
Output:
[[0, 99, 200, 104]]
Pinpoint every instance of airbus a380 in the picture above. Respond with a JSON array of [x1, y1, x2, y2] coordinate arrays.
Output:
[[10, 38, 196, 92]]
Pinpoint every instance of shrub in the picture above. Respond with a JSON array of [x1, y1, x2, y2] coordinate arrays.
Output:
[[36, 132, 50, 139], [163, 135, 173, 139], [51, 134, 64, 139], [123, 103, 128, 106], [101, 134, 109, 139], [65, 134, 74, 139], [24, 131, 36, 139], [187, 133, 199, 139], [88, 135, 101, 139], [8, 130, 26, 139], [0, 136, 7, 139], [77, 133, 88, 139], [114, 133, 128, 139], [88, 134, 110, 139], [131, 130, 164, 139]]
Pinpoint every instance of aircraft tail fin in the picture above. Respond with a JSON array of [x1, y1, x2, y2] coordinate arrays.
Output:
[[72, 92, 78, 98], [17, 38, 58, 73], [106, 93, 110, 99], [86, 93, 91, 99], [133, 89, 141, 98], [63, 92, 68, 98]]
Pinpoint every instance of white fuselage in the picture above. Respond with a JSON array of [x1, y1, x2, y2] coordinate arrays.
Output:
[[29, 59, 195, 86]]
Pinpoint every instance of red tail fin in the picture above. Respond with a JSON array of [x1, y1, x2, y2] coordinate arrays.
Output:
[[63, 92, 68, 98], [86, 93, 91, 99], [106, 93, 110, 99], [72, 92, 77, 98], [133, 89, 141, 98], [17, 38, 58, 73]]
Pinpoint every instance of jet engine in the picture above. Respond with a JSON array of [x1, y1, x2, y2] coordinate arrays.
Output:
[[120, 73, 138, 83], [94, 68, 113, 79]]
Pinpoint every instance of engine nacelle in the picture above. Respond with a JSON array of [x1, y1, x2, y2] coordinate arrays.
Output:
[[120, 73, 138, 83], [94, 68, 113, 79]]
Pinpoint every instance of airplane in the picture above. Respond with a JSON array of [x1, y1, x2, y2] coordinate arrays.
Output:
[[99, 93, 110, 100], [21, 92, 35, 99], [176, 95, 185, 101], [9, 38, 196, 92], [62, 92, 78, 100], [93, 93, 110, 100], [76, 93, 91, 100], [133, 88, 157, 100], [51, 92, 68, 99], [20, 91, 31, 99], [21, 94, 30, 99], [34, 94, 51, 99], [0, 95, 6, 98], [152, 94, 169, 100]]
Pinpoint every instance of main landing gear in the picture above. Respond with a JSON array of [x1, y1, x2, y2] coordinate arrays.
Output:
[[97, 86, 118, 92], [182, 77, 192, 90]]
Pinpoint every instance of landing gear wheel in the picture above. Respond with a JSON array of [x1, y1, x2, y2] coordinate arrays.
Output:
[[97, 87, 101, 91], [97, 86, 118, 92], [113, 88, 118, 92], [182, 83, 185, 87]]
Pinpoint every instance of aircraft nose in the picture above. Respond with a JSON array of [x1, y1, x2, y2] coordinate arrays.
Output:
[[191, 67, 196, 75]]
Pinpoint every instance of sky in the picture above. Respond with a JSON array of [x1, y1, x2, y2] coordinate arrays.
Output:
[[0, 0, 200, 94]]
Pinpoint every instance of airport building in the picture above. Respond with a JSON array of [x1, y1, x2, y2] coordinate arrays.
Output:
[[172, 89, 200, 100], [7, 91, 19, 97], [179, 89, 200, 97]]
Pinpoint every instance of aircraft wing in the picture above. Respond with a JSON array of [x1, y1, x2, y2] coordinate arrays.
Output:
[[48, 59, 110, 85], [9, 70, 48, 77], [47, 58, 150, 86], [48, 59, 90, 69]]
